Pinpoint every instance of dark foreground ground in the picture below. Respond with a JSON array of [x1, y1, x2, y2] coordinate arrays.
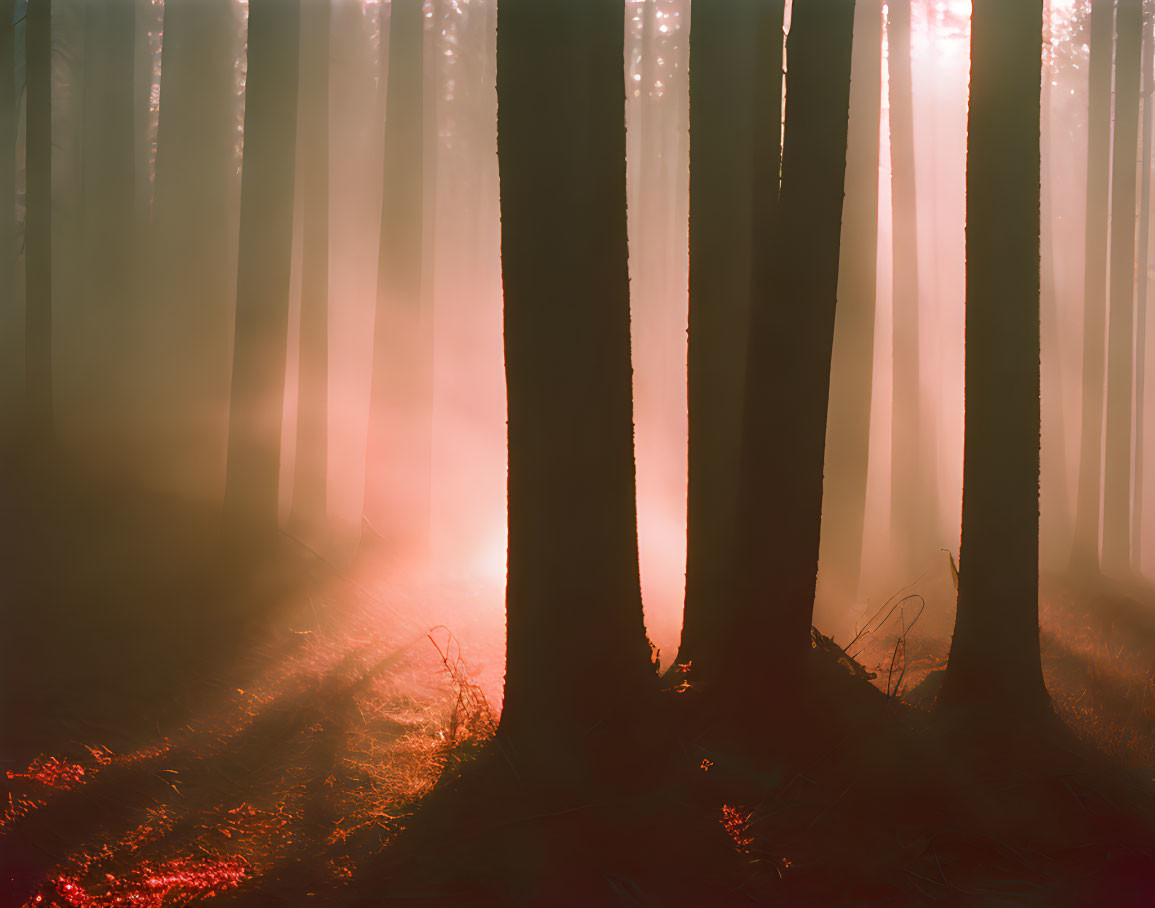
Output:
[[2, 463, 1154, 907]]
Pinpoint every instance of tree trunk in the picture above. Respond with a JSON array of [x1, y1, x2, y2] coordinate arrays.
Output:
[[133, 0, 161, 228], [1134, 3, 1154, 570], [1102, 0, 1142, 576], [151, 0, 241, 496], [888, 0, 929, 582], [496, 0, 654, 782], [937, 0, 1049, 718], [1, 0, 15, 358], [820, 0, 884, 616], [363, 0, 430, 558], [1040, 28, 1074, 571], [25, 0, 53, 444], [677, 0, 759, 671], [289, 0, 331, 536], [723, 0, 855, 696], [1070, 0, 1114, 578], [222, 0, 300, 535], [80, 0, 137, 438]]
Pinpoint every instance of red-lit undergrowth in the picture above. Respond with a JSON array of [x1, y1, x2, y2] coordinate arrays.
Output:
[[1040, 585, 1155, 774], [37, 858, 249, 908], [6, 574, 499, 908], [719, 804, 753, 854], [835, 571, 1155, 773]]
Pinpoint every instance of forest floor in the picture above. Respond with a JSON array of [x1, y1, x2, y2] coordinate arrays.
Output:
[[1, 465, 1154, 907]]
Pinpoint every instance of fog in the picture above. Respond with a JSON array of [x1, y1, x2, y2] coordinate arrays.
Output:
[[2, 0, 1152, 671]]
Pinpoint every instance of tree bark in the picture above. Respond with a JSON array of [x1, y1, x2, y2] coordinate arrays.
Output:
[[1102, 0, 1142, 576], [363, 0, 430, 558], [1, 0, 15, 365], [722, 0, 855, 696], [676, 0, 759, 670], [1070, 0, 1114, 578], [937, 0, 1049, 718], [289, 0, 331, 536], [1040, 24, 1073, 571], [79, 0, 136, 430], [222, 0, 300, 535], [151, 0, 241, 496], [1133, 2, 1154, 570], [25, 0, 53, 444], [820, 0, 884, 615], [887, 0, 929, 582], [496, 0, 654, 783]]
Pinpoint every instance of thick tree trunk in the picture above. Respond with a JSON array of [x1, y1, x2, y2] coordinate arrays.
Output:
[[151, 0, 241, 496], [1070, 0, 1114, 578], [676, 0, 759, 670], [820, 0, 884, 616], [222, 0, 300, 535], [1134, 5, 1154, 570], [363, 0, 430, 558], [289, 0, 331, 535], [888, 0, 929, 582], [937, 0, 1049, 718], [1102, 0, 1142, 576], [79, 0, 136, 436], [723, 0, 854, 696], [496, 0, 654, 782], [25, 0, 53, 444]]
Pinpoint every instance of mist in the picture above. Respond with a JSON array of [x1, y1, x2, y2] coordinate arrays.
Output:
[[3, 0, 1155, 904]]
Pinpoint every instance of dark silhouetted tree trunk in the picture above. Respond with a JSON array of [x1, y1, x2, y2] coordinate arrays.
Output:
[[1134, 5, 1153, 569], [1103, 0, 1142, 575], [938, 0, 1049, 718], [151, 0, 241, 496], [223, 0, 300, 535], [25, 0, 52, 444], [1, 0, 14, 345], [363, 0, 429, 557], [888, 0, 929, 581], [721, 0, 854, 697], [676, 0, 759, 670], [496, 0, 654, 782], [820, 0, 883, 614], [1070, 0, 1114, 578], [289, 0, 330, 535]]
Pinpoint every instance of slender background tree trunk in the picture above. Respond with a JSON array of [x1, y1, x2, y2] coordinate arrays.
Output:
[[150, 0, 241, 497], [1133, 3, 1154, 570], [888, 0, 929, 583], [1040, 30, 1074, 571], [25, 0, 53, 445], [364, 0, 429, 559], [223, 0, 301, 535], [1070, 0, 1115, 578], [820, 0, 884, 621], [289, 0, 331, 536], [1102, 0, 1142, 576], [79, 0, 136, 443], [0, 0, 14, 408], [1, 0, 15, 354]]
